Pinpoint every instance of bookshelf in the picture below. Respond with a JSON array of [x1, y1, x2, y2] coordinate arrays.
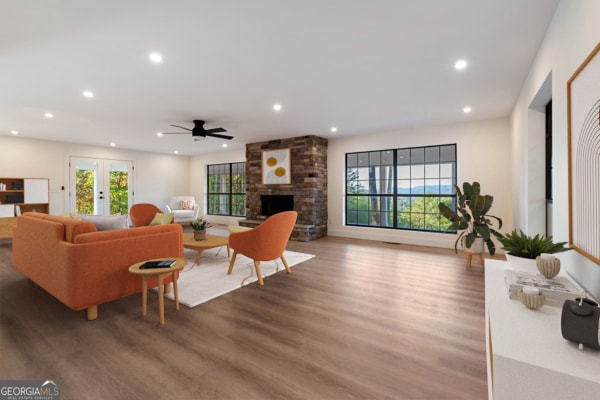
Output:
[[0, 178, 49, 239]]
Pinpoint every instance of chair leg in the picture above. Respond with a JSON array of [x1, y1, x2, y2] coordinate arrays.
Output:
[[254, 260, 264, 286], [280, 255, 292, 274], [227, 251, 238, 275]]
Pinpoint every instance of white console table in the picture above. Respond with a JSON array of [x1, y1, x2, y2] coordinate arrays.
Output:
[[485, 260, 600, 399]]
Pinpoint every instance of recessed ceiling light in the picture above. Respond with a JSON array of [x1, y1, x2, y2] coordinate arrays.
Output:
[[463, 106, 472, 113], [330, 127, 338, 133], [273, 103, 282, 111], [222, 143, 228, 148], [82, 90, 94, 98], [44, 112, 53, 118], [157, 132, 163, 137], [149, 52, 163, 63], [174, 150, 179, 154], [110, 142, 116, 147], [455, 59, 467, 70], [11, 130, 18, 135]]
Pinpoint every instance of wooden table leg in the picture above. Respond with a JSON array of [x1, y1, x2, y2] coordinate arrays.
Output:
[[466, 253, 473, 270], [195, 250, 202, 266], [157, 274, 165, 325], [141, 276, 148, 317], [172, 271, 180, 311]]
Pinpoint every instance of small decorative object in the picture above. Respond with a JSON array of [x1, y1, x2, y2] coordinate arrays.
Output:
[[561, 295, 600, 350], [536, 254, 561, 279], [518, 287, 545, 310], [190, 217, 210, 241]]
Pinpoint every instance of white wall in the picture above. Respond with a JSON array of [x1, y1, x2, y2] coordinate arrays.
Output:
[[511, 0, 600, 299], [190, 148, 245, 225], [0, 135, 190, 215], [328, 117, 513, 250]]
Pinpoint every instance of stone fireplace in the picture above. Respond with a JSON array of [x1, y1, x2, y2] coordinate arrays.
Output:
[[239, 135, 328, 241]]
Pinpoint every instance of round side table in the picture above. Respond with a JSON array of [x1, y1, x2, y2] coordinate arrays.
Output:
[[128, 257, 187, 324]]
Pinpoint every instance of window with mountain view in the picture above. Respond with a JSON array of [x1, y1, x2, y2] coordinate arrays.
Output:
[[207, 162, 246, 217], [345, 144, 456, 232]]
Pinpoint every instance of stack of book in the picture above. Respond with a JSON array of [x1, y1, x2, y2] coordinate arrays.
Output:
[[504, 269, 586, 307], [140, 259, 176, 269]]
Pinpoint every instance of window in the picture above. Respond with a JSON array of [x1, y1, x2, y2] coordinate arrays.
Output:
[[345, 144, 456, 233], [207, 162, 246, 216]]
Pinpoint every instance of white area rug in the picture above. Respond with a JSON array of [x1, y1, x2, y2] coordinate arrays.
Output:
[[160, 247, 314, 308]]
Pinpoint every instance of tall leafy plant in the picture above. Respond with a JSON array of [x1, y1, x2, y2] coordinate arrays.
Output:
[[438, 182, 503, 255]]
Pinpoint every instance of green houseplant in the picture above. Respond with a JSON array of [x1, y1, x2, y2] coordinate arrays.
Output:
[[497, 229, 571, 259], [438, 181, 503, 255], [190, 217, 211, 240]]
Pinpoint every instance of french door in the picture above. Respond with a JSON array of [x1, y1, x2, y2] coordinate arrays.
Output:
[[69, 157, 133, 215]]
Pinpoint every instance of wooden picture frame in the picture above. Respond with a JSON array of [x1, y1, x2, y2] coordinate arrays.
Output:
[[567, 42, 600, 266], [262, 148, 291, 184]]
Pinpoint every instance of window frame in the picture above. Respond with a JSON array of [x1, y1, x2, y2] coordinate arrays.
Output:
[[206, 162, 246, 217], [345, 144, 457, 233]]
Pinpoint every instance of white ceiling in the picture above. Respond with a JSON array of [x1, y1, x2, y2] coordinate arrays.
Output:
[[0, 0, 559, 155]]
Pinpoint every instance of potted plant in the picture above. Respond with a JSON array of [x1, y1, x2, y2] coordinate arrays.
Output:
[[190, 217, 211, 240], [438, 181, 503, 255], [497, 229, 572, 272]]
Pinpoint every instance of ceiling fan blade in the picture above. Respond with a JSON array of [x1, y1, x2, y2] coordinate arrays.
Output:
[[206, 132, 234, 140], [205, 127, 227, 134], [170, 124, 192, 132]]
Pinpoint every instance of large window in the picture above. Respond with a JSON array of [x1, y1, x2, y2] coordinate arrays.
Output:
[[346, 144, 456, 233], [207, 162, 246, 216]]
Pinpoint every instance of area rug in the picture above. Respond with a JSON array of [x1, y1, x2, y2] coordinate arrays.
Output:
[[159, 247, 314, 308]]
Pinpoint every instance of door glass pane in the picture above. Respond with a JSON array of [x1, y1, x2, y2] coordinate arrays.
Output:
[[109, 162, 129, 215], [75, 160, 98, 214]]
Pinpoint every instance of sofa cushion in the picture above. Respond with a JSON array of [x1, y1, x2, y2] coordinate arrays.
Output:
[[81, 214, 128, 231], [180, 200, 193, 210], [149, 212, 174, 225]]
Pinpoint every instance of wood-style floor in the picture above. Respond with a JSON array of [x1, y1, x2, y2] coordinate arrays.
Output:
[[0, 231, 493, 400]]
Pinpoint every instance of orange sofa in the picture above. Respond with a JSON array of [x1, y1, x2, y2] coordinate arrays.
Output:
[[11, 212, 183, 320]]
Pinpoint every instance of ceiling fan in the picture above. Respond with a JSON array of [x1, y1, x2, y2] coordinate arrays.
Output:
[[163, 120, 233, 140]]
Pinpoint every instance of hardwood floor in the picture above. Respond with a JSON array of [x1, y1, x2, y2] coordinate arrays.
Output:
[[0, 233, 493, 399]]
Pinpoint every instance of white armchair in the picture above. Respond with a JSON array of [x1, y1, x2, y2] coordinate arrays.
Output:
[[165, 196, 200, 224]]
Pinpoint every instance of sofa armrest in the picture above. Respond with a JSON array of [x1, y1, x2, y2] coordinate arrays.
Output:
[[165, 205, 173, 213], [191, 204, 200, 220]]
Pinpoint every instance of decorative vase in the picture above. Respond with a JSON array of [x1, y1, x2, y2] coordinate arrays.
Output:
[[518, 288, 545, 310], [536, 256, 561, 279], [194, 230, 206, 241]]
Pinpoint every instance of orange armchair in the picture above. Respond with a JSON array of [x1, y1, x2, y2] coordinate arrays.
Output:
[[130, 203, 164, 227], [227, 211, 297, 285]]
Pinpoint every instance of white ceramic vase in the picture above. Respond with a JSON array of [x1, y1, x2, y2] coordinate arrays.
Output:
[[505, 253, 538, 273]]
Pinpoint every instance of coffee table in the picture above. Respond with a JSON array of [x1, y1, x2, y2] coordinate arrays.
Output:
[[128, 257, 187, 325], [182, 233, 230, 266]]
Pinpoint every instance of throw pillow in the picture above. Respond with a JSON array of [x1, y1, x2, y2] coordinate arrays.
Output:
[[80, 214, 128, 231], [180, 200, 193, 210], [149, 212, 174, 225]]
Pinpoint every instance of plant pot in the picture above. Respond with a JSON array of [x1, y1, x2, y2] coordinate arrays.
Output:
[[465, 237, 484, 254], [505, 253, 538, 273], [194, 230, 206, 241]]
